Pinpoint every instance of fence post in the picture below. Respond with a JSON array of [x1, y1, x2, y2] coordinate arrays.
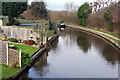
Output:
[[6, 43, 8, 65], [25, 29, 27, 40], [19, 49, 21, 67], [19, 49, 21, 68], [11, 26, 13, 38]]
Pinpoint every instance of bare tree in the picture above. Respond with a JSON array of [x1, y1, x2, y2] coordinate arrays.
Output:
[[64, 2, 78, 16], [65, 2, 70, 16]]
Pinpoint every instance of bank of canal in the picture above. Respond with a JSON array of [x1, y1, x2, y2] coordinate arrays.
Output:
[[16, 27, 120, 79]]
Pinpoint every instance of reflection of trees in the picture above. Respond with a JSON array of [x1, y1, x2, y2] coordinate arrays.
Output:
[[60, 28, 78, 39], [50, 37, 59, 49], [33, 51, 49, 77], [90, 34, 119, 65], [61, 28, 79, 47], [102, 44, 119, 65], [77, 31, 91, 53]]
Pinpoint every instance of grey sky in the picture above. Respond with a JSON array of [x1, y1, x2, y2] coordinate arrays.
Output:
[[28, 0, 96, 10]]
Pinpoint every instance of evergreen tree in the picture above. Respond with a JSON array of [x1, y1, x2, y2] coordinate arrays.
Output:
[[2, 2, 27, 17], [2, 2, 27, 25], [30, 2, 48, 20], [77, 2, 92, 26]]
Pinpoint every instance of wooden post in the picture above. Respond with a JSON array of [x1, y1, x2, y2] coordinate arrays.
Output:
[[19, 49, 21, 68], [25, 29, 27, 40], [11, 26, 13, 38], [0, 63, 1, 80], [6, 43, 8, 65]]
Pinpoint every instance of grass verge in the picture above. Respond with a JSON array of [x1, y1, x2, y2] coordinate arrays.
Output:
[[67, 24, 120, 39], [1, 64, 22, 78], [1, 43, 39, 78]]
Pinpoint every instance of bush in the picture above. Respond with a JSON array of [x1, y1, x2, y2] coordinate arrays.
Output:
[[104, 7, 113, 32], [21, 52, 31, 67], [6, 23, 10, 26], [104, 11, 111, 21], [8, 16, 20, 26], [79, 18, 86, 26], [8, 38, 18, 42], [107, 20, 113, 31], [13, 20, 20, 25], [33, 40, 37, 45], [18, 14, 25, 19], [4, 38, 8, 41], [17, 39, 22, 43], [24, 40, 33, 45]]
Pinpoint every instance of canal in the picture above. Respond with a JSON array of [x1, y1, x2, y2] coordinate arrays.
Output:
[[18, 27, 120, 78]]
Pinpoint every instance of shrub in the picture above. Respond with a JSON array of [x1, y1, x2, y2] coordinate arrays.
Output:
[[107, 20, 113, 31], [13, 20, 20, 25], [8, 38, 18, 42], [4, 38, 8, 41], [17, 39, 22, 43], [6, 23, 10, 26], [24, 40, 33, 45], [18, 14, 25, 19], [104, 7, 113, 32], [21, 52, 31, 67], [33, 40, 37, 45], [1, 34, 7, 41], [104, 11, 111, 21]]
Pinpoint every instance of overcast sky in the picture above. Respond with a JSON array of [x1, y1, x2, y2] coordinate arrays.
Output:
[[28, 0, 96, 10]]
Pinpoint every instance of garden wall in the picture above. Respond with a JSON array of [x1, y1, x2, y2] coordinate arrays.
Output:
[[0, 26, 39, 41]]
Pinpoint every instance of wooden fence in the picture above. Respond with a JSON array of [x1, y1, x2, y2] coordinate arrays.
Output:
[[0, 41, 21, 67]]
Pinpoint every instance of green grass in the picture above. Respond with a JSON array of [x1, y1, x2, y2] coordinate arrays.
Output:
[[8, 43, 39, 57], [1, 64, 22, 78], [101, 34, 120, 45]]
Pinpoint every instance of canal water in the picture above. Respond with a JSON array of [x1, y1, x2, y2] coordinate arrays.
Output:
[[19, 27, 120, 78]]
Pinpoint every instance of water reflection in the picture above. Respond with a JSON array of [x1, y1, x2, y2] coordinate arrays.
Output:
[[28, 38, 59, 78], [50, 38, 59, 51], [76, 30, 119, 65], [32, 51, 49, 77], [102, 44, 119, 65], [77, 31, 91, 53], [18, 27, 120, 78]]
